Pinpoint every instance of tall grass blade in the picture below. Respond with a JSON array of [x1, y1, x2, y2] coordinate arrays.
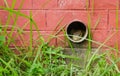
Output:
[[29, 11, 33, 54], [86, 32, 116, 71]]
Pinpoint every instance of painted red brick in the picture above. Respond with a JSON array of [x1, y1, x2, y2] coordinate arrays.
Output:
[[0, 10, 33, 31], [92, 30, 111, 48], [9, 31, 56, 46], [7, 31, 30, 47], [33, 0, 58, 9], [56, 31, 68, 47], [0, 10, 9, 24], [106, 31, 120, 48], [56, 29, 120, 48], [31, 10, 46, 31], [119, 0, 120, 9], [92, 30, 120, 49], [14, 10, 30, 30], [58, 0, 87, 9], [6, 10, 46, 31], [109, 10, 120, 29], [89, 0, 119, 9], [0, 0, 4, 7], [46, 10, 108, 31], [89, 10, 108, 30], [56, 30, 102, 48], [5, 0, 32, 9], [0, 10, 14, 27], [32, 31, 57, 46], [0, 0, 120, 51], [46, 10, 68, 31]]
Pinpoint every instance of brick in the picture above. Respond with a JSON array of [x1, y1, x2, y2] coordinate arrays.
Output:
[[7, 31, 30, 47], [0, 10, 14, 26], [0, 0, 4, 7], [0, 11, 30, 31], [56, 31, 68, 47], [0, 10, 9, 24], [119, 0, 120, 9], [89, 10, 108, 30], [5, 10, 46, 31], [91, 30, 109, 48], [106, 31, 120, 49], [8, 31, 56, 47], [46, 10, 68, 31], [0, 10, 31, 30], [58, 0, 87, 9], [33, 0, 57, 9], [31, 10, 46, 31], [14, 10, 30, 30], [109, 10, 120, 29], [5, 0, 32, 9], [56, 29, 120, 49], [32, 31, 57, 46], [46, 10, 108, 31], [92, 30, 120, 49], [89, 0, 119, 9]]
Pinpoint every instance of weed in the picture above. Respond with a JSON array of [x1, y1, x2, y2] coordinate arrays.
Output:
[[0, 0, 120, 76]]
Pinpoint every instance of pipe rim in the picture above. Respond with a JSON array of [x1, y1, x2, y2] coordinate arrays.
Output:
[[66, 20, 88, 43]]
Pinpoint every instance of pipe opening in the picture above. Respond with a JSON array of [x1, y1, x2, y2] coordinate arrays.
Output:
[[66, 20, 88, 43]]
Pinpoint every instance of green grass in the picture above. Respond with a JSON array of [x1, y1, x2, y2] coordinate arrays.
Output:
[[0, 0, 120, 76]]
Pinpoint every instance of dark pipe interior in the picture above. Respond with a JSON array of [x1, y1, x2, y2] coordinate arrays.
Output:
[[67, 21, 86, 39]]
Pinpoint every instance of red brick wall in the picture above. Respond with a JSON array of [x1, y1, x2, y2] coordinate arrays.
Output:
[[0, 0, 120, 49]]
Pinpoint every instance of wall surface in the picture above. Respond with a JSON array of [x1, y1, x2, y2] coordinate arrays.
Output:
[[0, 0, 120, 49]]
